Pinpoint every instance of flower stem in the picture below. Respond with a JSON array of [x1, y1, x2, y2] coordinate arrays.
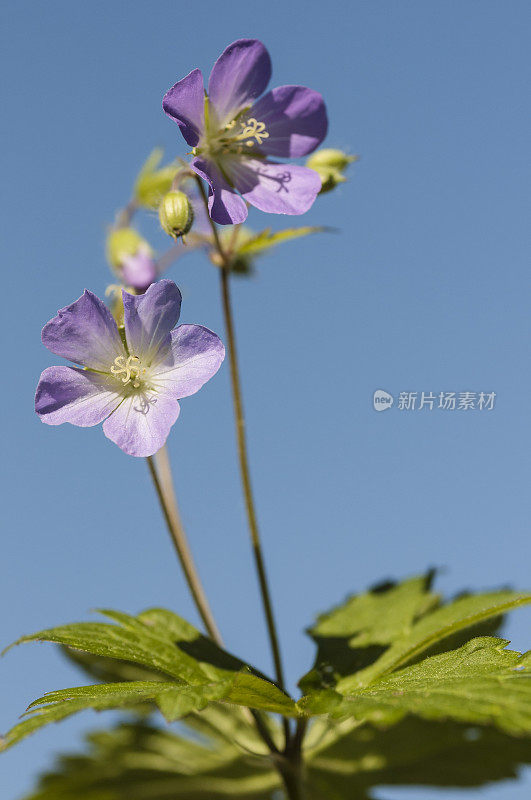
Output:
[[218, 266, 287, 693], [146, 448, 223, 645], [277, 719, 308, 800], [192, 177, 289, 742], [148, 451, 284, 759]]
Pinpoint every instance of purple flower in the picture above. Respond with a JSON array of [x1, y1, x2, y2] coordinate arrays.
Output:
[[163, 39, 327, 225], [35, 280, 225, 457]]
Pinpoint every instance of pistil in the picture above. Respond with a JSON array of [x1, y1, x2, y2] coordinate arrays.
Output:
[[110, 354, 146, 388]]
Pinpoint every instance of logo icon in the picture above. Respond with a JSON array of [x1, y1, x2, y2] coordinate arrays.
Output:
[[373, 389, 394, 412]]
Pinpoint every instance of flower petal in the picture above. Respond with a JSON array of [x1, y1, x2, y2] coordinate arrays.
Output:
[[208, 39, 271, 126], [229, 159, 322, 216], [122, 280, 182, 364], [35, 366, 122, 427], [42, 290, 124, 371], [250, 85, 328, 157], [191, 157, 248, 225], [155, 324, 225, 398], [102, 392, 180, 457], [163, 68, 205, 147]]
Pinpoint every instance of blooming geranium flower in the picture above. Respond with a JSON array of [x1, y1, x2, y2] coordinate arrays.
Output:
[[163, 38, 327, 225], [35, 280, 224, 457]]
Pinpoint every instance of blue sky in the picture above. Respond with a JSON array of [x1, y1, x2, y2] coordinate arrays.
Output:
[[2, 1, 531, 797]]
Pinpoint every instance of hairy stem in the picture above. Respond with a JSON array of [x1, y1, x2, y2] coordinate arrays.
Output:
[[147, 448, 223, 645], [148, 450, 282, 756], [193, 176, 290, 745], [278, 721, 307, 800], [218, 266, 286, 691]]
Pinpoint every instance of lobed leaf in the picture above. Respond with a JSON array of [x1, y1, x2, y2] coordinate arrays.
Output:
[[338, 588, 531, 691], [301, 574, 439, 690], [19, 721, 280, 800], [2, 682, 181, 750], [305, 715, 531, 799], [2, 608, 297, 750], [333, 637, 531, 735], [311, 574, 439, 644], [20, 713, 531, 800]]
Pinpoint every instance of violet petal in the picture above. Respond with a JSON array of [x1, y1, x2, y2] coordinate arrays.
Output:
[[35, 366, 122, 427], [250, 85, 328, 157], [191, 157, 248, 225], [155, 324, 225, 398], [163, 68, 205, 147], [102, 392, 180, 457], [42, 290, 124, 371], [122, 280, 182, 364], [208, 39, 272, 126], [229, 159, 322, 216]]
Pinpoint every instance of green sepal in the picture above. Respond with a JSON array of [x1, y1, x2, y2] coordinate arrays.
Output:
[[133, 148, 180, 209]]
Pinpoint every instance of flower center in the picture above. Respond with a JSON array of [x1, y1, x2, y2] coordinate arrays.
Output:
[[198, 100, 270, 160], [110, 354, 146, 389], [225, 117, 269, 147]]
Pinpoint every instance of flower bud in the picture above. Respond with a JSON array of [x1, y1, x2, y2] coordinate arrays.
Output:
[[106, 228, 150, 269], [121, 251, 157, 291], [306, 148, 358, 194], [134, 148, 179, 210], [106, 228, 157, 291], [158, 191, 194, 239]]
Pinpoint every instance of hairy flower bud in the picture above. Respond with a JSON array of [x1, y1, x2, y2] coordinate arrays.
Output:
[[106, 228, 150, 269], [158, 191, 194, 239], [306, 148, 358, 194], [106, 228, 157, 291]]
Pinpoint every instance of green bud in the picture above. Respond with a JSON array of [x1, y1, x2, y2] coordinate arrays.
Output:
[[158, 191, 194, 239], [307, 148, 356, 171], [306, 148, 358, 194], [134, 148, 179, 210], [106, 228, 152, 270]]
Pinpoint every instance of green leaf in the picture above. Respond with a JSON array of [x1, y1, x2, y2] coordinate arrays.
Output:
[[311, 574, 439, 644], [155, 681, 232, 721], [135, 607, 250, 680], [301, 574, 439, 690], [225, 672, 298, 716], [333, 637, 531, 735], [235, 226, 327, 257], [2, 608, 298, 750], [305, 716, 531, 799], [338, 587, 531, 691], [1, 668, 296, 751], [20, 721, 280, 800], [305, 575, 531, 694], [297, 689, 343, 716], [20, 714, 531, 800], [61, 606, 249, 686], [5, 615, 206, 684], [2, 682, 182, 749], [62, 646, 168, 685]]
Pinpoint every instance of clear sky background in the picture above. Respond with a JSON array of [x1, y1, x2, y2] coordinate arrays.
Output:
[[2, 1, 530, 797]]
